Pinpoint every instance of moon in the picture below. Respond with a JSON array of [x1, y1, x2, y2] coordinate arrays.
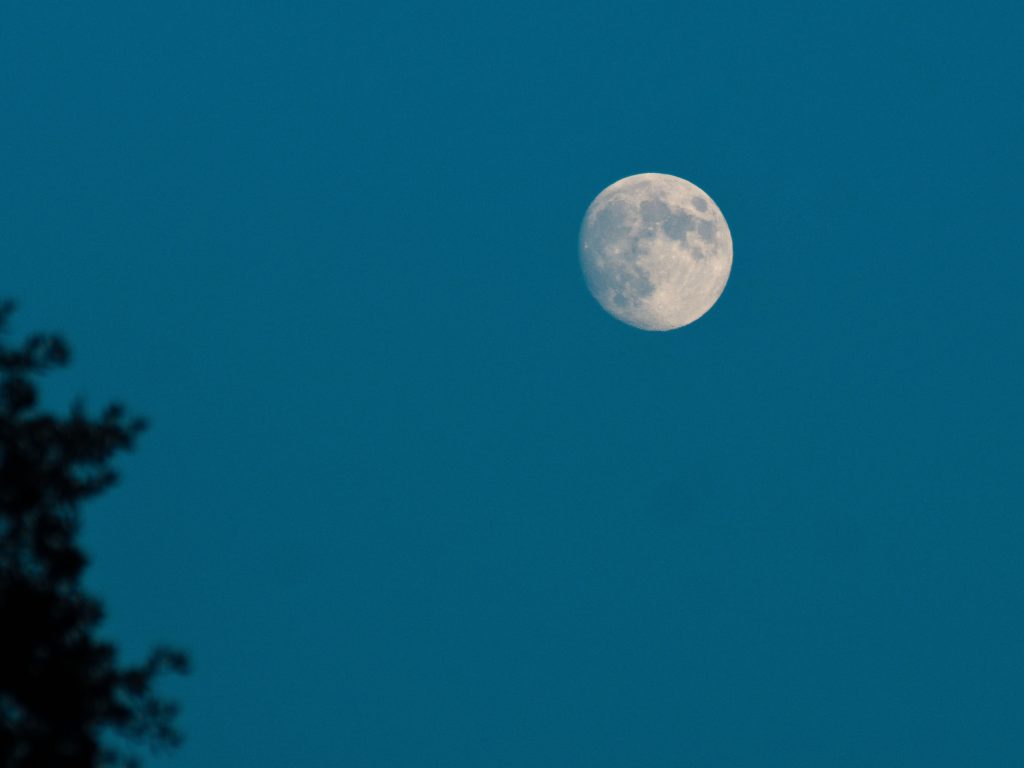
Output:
[[579, 173, 732, 331]]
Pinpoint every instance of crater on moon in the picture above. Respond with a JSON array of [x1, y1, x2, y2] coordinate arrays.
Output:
[[579, 173, 732, 331]]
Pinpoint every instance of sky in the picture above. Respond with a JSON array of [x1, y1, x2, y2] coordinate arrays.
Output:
[[2, 1, 1023, 766]]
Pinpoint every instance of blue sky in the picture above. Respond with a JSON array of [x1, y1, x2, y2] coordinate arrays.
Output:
[[3, 1, 1023, 765]]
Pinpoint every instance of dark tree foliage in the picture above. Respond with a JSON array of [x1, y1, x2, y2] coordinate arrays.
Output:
[[0, 302, 187, 768]]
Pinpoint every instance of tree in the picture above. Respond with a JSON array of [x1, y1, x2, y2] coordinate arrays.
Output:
[[0, 302, 187, 768]]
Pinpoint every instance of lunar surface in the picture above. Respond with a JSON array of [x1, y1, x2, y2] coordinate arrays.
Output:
[[579, 173, 732, 330]]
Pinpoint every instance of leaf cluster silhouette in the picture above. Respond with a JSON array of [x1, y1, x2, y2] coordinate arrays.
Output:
[[0, 302, 187, 768]]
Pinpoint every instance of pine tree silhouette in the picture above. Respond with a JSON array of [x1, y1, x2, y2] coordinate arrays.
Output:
[[0, 302, 188, 768]]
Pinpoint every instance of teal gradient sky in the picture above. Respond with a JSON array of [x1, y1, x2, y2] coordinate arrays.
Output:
[[3, 2, 1023, 765]]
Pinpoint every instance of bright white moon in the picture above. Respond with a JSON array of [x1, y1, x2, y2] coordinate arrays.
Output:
[[579, 173, 732, 330]]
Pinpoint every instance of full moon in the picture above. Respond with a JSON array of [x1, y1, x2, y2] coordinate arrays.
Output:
[[579, 173, 732, 330]]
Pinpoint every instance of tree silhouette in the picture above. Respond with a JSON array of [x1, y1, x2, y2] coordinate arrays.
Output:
[[0, 302, 187, 768]]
